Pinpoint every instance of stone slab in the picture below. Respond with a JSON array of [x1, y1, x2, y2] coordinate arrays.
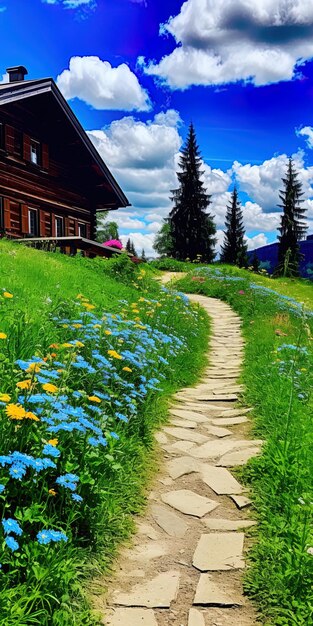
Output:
[[154, 432, 168, 444], [163, 441, 197, 455], [128, 542, 168, 561], [202, 518, 256, 531], [112, 571, 180, 608], [193, 574, 242, 606], [193, 533, 245, 571], [200, 466, 243, 495], [187, 439, 239, 459], [151, 504, 188, 538], [220, 408, 252, 417], [177, 394, 238, 402], [161, 489, 219, 518], [231, 495, 252, 509], [106, 608, 158, 625], [188, 608, 205, 626], [170, 419, 197, 429], [205, 425, 232, 438], [212, 417, 248, 426], [217, 447, 261, 467], [136, 522, 160, 540], [167, 456, 200, 479], [164, 427, 209, 444], [169, 408, 210, 423]]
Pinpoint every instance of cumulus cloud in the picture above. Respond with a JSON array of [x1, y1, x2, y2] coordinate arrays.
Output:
[[233, 151, 313, 210], [245, 233, 269, 250], [120, 232, 156, 257], [143, 0, 313, 88], [297, 125, 313, 148], [57, 56, 151, 111]]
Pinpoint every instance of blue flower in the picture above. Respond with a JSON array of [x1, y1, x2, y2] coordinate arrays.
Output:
[[116, 412, 128, 423], [42, 444, 61, 458], [9, 464, 27, 480], [37, 530, 68, 545], [2, 518, 23, 536], [110, 431, 119, 440], [72, 493, 83, 502], [0, 484, 5, 494], [88, 437, 99, 447], [5, 536, 19, 552]]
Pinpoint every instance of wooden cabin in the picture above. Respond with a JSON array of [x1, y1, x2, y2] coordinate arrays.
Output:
[[0, 66, 129, 248]]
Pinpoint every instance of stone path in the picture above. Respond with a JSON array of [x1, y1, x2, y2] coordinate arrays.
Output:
[[98, 284, 260, 625]]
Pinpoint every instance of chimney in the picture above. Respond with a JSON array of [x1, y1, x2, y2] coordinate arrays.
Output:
[[6, 66, 28, 83]]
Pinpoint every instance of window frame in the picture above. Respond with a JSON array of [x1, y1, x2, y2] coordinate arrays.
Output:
[[30, 139, 41, 166], [55, 215, 64, 238], [78, 222, 87, 238], [28, 208, 39, 237]]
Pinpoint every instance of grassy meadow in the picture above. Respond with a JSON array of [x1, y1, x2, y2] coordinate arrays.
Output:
[[0, 240, 209, 625], [174, 264, 313, 626]]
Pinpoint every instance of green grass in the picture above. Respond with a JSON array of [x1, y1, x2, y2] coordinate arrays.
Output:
[[0, 241, 210, 625], [175, 267, 313, 626]]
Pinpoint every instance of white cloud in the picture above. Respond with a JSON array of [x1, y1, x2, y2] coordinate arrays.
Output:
[[120, 233, 156, 257], [57, 56, 150, 111], [233, 151, 313, 210], [143, 0, 313, 89], [297, 126, 313, 148], [245, 233, 269, 250]]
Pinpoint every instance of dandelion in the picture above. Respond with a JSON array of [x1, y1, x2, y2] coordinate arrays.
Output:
[[123, 367, 132, 373], [0, 332, 7, 339], [42, 383, 58, 394], [25, 411, 40, 422], [108, 350, 123, 360], [5, 404, 26, 420], [73, 323, 83, 328], [3, 292, 13, 299], [16, 379, 33, 390], [0, 394, 10, 402], [88, 395, 101, 403], [48, 439, 58, 446], [48, 488, 57, 496], [104, 330, 112, 335], [26, 362, 42, 374]]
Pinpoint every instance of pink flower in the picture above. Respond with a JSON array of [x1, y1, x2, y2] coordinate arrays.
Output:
[[102, 239, 123, 250], [238, 290, 245, 295]]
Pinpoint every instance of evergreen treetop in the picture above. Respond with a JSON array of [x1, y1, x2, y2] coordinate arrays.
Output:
[[169, 122, 216, 262], [220, 187, 248, 266], [276, 158, 307, 276]]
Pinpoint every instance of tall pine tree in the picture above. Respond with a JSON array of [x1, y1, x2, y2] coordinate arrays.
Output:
[[220, 187, 248, 266], [169, 123, 216, 262], [276, 159, 307, 276]]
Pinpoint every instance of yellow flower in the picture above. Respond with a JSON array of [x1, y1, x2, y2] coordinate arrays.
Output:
[[93, 324, 101, 329], [132, 309, 140, 314], [5, 404, 26, 420], [156, 303, 162, 308], [82, 302, 95, 310], [73, 323, 83, 329], [107, 350, 123, 360], [3, 292, 13, 299], [48, 488, 57, 496], [139, 297, 145, 302], [26, 362, 42, 373], [62, 324, 69, 328], [122, 367, 132, 373], [0, 332, 7, 339], [88, 395, 101, 403], [134, 317, 141, 322], [104, 330, 112, 336], [0, 393, 11, 402], [48, 439, 58, 446], [74, 341, 84, 348], [42, 383, 58, 394], [25, 411, 40, 422], [118, 339, 124, 344], [16, 379, 33, 390], [76, 294, 85, 299], [301, 368, 307, 372], [61, 343, 74, 349]]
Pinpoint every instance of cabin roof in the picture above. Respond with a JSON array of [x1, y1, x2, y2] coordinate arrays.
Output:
[[0, 78, 130, 209]]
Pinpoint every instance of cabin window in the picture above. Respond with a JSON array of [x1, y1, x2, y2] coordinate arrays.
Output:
[[13, 130, 23, 158], [28, 208, 38, 236], [30, 140, 41, 165], [78, 222, 87, 238], [55, 216, 64, 237]]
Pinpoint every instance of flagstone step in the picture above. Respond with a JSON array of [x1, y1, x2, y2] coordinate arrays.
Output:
[[161, 489, 219, 517], [193, 533, 245, 571]]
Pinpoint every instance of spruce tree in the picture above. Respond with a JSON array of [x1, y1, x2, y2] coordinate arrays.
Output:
[[251, 251, 260, 273], [153, 219, 174, 257], [141, 249, 147, 262], [169, 123, 216, 262], [276, 159, 307, 276], [220, 187, 248, 266], [125, 238, 132, 253], [130, 241, 137, 256]]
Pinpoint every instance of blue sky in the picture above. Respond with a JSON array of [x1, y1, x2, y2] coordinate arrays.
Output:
[[2, 0, 313, 255]]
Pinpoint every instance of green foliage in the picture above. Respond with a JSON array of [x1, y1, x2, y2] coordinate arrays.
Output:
[[169, 123, 216, 262], [95, 213, 119, 244], [0, 239, 209, 625], [153, 219, 174, 257], [176, 266, 313, 625], [220, 187, 248, 266], [276, 159, 307, 277]]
